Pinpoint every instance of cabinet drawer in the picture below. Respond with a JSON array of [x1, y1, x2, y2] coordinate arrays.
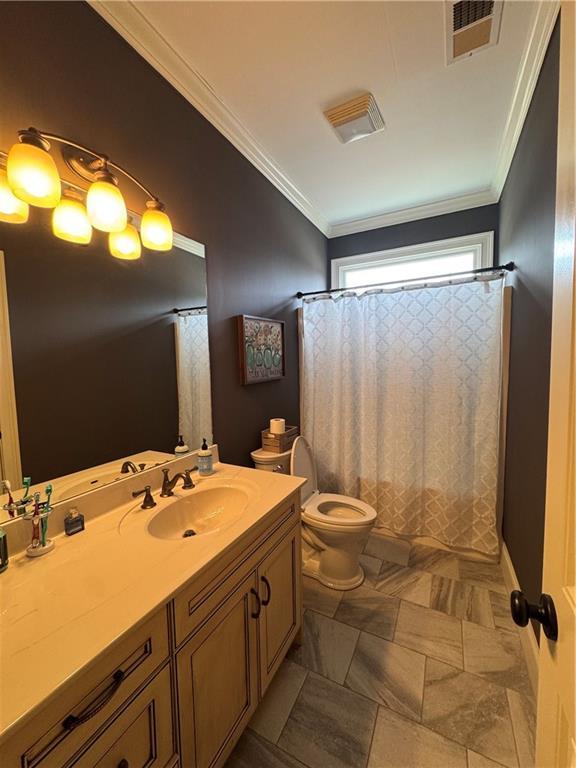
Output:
[[1, 608, 169, 768], [72, 665, 174, 768], [173, 498, 299, 646]]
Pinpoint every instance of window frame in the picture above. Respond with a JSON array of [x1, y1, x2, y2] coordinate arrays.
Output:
[[330, 231, 494, 290]]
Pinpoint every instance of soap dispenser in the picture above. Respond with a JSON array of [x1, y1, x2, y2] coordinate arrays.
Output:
[[175, 434, 189, 455], [198, 438, 214, 476]]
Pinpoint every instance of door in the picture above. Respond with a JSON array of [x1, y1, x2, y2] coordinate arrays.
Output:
[[536, 3, 576, 766], [257, 524, 302, 694], [177, 572, 260, 768], [72, 665, 174, 768]]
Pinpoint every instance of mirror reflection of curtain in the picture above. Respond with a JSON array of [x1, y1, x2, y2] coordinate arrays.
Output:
[[175, 311, 213, 451], [301, 277, 504, 557]]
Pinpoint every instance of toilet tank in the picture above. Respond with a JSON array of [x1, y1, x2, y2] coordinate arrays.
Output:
[[250, 447, 292, 474]]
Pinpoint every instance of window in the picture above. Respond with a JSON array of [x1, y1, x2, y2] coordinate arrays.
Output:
[[331, 232, 494, 291]]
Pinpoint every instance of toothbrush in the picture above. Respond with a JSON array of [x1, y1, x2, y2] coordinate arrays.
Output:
[[21, 476, 32, 503], [3, 480, 14, 518], [31, 492, 40, 549], [41, 485, 53, 547]]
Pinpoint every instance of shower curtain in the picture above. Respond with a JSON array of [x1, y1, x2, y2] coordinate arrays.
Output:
[[175, 311, 213, 450], [301, 276, 504, 557]]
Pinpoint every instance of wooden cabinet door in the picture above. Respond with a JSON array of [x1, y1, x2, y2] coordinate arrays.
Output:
[[177, 572, 260, 768], [257, 524, 302, 695], [72, 665, 174, 768]]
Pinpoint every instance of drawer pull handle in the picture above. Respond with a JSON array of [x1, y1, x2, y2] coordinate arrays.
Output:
[[250, 587, 261, 619], [118, 760, 130, 768], [62, 670, 126, 732], [261, 576, 272, 606]]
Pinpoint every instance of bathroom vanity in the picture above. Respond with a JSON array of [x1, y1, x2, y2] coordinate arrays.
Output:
[[0, 456, 304, 768]]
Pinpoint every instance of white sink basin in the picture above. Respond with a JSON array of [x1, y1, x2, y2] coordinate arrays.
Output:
[[147, 487, 249, 540]]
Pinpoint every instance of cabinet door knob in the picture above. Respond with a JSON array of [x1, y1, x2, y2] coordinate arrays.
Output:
[[118, 760, 129, 768], [510, 590, 558, 641]]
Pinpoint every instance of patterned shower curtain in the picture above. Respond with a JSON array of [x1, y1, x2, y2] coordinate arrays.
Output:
[[175, 311, 213, 450], [301, 276, 504, 556]]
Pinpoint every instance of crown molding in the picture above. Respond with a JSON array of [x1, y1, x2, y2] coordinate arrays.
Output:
[[327, 188, 498, 238], [492, 0, 560, 197], [89, 1, 329, 235], [90, 0, 557, 241]]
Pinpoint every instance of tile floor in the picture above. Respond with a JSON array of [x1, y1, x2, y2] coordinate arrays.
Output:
[[225, 535, 535, 768]]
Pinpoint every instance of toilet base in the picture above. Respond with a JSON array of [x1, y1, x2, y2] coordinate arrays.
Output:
[[303, 557, 365, 591]]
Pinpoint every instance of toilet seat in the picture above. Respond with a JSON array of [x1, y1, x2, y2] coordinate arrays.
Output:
[[291, 437, 377, 529], [302, 492, 376, 529]]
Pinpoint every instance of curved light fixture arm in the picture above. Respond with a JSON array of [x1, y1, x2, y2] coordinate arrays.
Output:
[[38, 130, 158, 201]]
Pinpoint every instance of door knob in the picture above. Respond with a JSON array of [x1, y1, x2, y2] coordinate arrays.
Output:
[[510, 590, 558, 641]]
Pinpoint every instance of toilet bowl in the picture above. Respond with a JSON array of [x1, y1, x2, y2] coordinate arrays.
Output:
[[290, 437, 376, 590]]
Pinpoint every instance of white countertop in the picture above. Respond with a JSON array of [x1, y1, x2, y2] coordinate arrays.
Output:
[[0, 463, 304, 742]]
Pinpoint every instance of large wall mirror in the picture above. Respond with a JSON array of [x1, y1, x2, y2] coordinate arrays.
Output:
[[0, 219, 212, 518]]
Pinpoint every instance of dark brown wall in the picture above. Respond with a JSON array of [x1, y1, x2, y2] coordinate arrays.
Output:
[[328, 205, 500, 267], [499, 20, 560, 627], [0, 1, 327, 475]]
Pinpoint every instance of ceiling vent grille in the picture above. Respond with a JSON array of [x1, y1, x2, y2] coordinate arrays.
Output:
[[453, 1, 494, 31], [324, 93, 385, 144], [446, 0, 503, 64]]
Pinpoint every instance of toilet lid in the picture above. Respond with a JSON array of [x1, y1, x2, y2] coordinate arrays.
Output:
[[290, 436, 318, 503]]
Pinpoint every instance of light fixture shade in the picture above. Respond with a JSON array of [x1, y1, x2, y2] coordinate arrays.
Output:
[[6, 141, 61, 208], [0, 169, 29, 224], [109, 222, 141, 260], [87, 179, 127, 233], [52, 197, 92, 245], [141, 202, 173, 251]]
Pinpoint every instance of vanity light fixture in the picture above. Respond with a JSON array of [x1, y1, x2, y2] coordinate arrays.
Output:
[[6, 129, 61, 208], [1, 127, 174, 257], [109, 219, 142, 260], [0, 169, 29, 224], [86, 165, 127, 233], [52, 190, 92, 245], [141, 199, 173, 251]]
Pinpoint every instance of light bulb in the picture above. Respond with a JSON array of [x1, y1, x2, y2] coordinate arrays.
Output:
[[86, 171, 127, 233], [109, 222, 141, 260], [6, 129, 61, 208], [0, 169, 29, 224], [52, 195, 92, 245], [140, 200, 173, 251]]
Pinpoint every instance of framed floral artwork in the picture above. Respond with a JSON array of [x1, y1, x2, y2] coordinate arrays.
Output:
[[236, 315, 285, 385]]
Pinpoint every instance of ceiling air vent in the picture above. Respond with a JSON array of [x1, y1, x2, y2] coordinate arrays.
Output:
[[324, 93, 385, 144], [446, 0, 503, 64]]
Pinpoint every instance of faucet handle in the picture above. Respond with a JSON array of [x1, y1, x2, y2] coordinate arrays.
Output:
[[183, 469, 195, 490], [132, 485, 156, 510]]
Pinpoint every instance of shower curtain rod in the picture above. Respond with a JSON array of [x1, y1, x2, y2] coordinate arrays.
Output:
[[295, 262, 515, 299], [172, 304, 207, 314]]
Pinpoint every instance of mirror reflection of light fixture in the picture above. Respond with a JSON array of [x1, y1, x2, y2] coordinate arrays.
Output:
[[6, 129, 61, 208], [0, 127, 175, 260], [141, 199, 173, 251], [86, 167, 127, 233], [109, 220, 141, 260], [0, 169, 29, 224], [52, 190, 92, 245]]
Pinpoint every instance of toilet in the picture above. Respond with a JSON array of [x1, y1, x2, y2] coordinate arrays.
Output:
[[250, 447, 292, 474], [290, 436, 376, 590]]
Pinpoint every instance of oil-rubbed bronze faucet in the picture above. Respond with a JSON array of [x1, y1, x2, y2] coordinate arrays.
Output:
[[121, 461, 140, 474], [160, 468, 195, 497]]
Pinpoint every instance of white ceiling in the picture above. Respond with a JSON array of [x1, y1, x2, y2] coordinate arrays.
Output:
[[92, 1, 558, 236]]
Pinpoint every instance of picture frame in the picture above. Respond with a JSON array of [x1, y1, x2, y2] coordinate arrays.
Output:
[[236, 315, 286, 385]]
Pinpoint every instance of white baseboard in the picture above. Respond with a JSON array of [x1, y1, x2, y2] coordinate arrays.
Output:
[[500, 543, 539, 698]]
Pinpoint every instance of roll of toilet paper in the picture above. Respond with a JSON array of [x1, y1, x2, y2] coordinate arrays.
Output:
[[270, 418, 285, 434]]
